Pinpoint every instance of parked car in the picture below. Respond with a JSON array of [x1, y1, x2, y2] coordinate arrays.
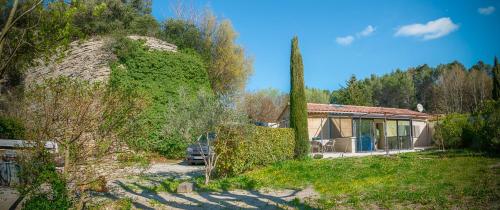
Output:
[[186, 133, 215, 165]]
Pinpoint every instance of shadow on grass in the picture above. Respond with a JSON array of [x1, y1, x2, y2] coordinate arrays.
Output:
[[194, 175, 261, 192], [102, 179, 319, 209]]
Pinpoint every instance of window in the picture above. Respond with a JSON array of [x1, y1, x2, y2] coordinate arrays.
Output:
[[330, 117, 352, 138], [386, 120, 397, 137], [398, 120, 410, 137], [412, 125, 420, 137]]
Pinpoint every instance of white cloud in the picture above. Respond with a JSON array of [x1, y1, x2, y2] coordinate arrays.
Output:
[[357, 25, 375, 37], [395, 17, 459, 40], [336, 35, 354, 46], [478, 6, 495, 15], [336, 25, 375, 46]]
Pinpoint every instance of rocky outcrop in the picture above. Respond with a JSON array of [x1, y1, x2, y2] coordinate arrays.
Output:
[[25, 37, 114, 85], [24, 35, 177, 86], [128, 35, 178, 52]]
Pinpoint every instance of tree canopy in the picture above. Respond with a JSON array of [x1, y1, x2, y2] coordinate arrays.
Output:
[[161, 12, 253, 94], [329, 60, 494, 114]]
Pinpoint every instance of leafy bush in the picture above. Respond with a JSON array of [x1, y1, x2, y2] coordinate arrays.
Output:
[[0, 116, 25, 139], [479, 101, 500, 152], [22, 174, 71, 210], [434, 102, 500, 153], [18, 150, 72, 210], [216, 126, 295, 177], [110, 37, 211, 158], [464, 100, 500, 152], [72, 0, 158, 36], [433, 113, 469, 149]]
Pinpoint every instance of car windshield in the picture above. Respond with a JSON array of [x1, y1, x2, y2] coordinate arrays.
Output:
[[197, 132, 216, 144]]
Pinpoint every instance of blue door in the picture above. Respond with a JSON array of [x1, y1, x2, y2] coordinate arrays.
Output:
[[356, 119, 375, 152]]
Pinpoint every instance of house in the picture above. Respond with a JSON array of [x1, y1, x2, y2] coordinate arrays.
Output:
[[277, 103, 432, 153]]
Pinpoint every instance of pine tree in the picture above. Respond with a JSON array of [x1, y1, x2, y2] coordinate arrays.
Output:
[[493, 56, 500, 101], [289, 36, 309, 159]]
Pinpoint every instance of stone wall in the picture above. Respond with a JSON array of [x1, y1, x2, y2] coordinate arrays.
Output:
[[24, 36, 177, 86]]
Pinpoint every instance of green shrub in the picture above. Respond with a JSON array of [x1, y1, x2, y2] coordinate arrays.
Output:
[[480, 101, 500, 152], [110, 37, 211, 158], [22, 174, 71, 210], [0, 116, 25, 139], [433, 113, 469, 149], [465, 100, 500, 152], [18, 150, 72, 210], [215, 126, 295, 177], [434, 101, 500, 153]]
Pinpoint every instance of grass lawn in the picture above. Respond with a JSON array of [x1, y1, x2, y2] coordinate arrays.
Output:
[[201, 151, 500, 209]]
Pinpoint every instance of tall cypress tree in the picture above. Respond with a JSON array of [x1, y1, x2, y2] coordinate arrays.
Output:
[[493, 56, 500, 101], [289, 36, 309, 159]]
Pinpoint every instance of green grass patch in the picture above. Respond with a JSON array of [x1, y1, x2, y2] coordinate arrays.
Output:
[[206, 151, 500, 209], [151, 178, 182, 193]]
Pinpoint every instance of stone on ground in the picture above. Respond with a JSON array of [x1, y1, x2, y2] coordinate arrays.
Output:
[[177, 182, 194, 193]]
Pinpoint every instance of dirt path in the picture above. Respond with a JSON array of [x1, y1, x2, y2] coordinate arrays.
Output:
[[95, 162, 319, 209], [0, 187, 20, 210]]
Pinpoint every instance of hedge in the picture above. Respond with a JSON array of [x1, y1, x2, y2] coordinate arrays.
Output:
[[215, 126, 295, 177]]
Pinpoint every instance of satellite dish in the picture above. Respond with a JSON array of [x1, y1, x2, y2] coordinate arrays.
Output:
[[417, 104, 424, 112]]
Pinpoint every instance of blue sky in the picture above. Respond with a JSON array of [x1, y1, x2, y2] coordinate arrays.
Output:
[[152, 0, 500, 92]]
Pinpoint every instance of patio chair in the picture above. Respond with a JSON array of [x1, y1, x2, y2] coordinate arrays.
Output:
[[311, 141, 321, 153], [324, 139, 335, 153]]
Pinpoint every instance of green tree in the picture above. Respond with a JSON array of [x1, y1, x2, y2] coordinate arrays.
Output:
[[0, 0, 161, 91], [330, 88, 348, 104], [164, 89, 247, 184], [493, 56, 500, 101], [204, 19, 253, 94], [331, 75, 372, 106], [161, 18, 202, 50], [159, 9, 253, 94], [0, 0, 76, 89], [240, 88, 288, 123], [305, 87, 330, 104], [289, 36, 309, 159], [346, 75, 372, 106], [410, 64, 434, 109], [71, 0, 158, 36]]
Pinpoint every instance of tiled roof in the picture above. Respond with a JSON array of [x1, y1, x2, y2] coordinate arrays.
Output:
[[307, 103, 429, 118]]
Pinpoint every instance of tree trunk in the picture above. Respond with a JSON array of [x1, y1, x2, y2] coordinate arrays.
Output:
[[0, 0, 18, 54], [64, 147, 70, 174], [204, 171, 210, 185]]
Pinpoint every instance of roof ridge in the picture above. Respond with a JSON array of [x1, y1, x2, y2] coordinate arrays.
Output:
[[306, 103, 428, 117], [307, 103, 417, 112]]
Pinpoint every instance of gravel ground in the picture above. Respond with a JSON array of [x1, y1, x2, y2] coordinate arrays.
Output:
[[96, 161, 319, 209], [0, 187, 20, 210]]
